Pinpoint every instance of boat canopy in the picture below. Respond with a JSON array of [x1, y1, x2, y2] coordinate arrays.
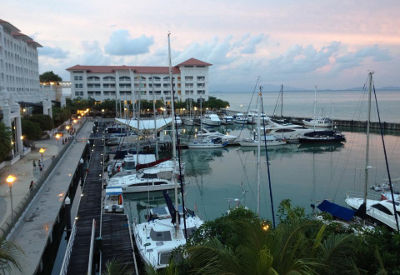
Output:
[[115, 117, 172, 131], [106, 187, 123, 195], [317, 200, 355, 221]]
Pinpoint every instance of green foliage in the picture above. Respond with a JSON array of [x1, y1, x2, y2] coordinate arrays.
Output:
[[0, 237, 22, 274], [21, 119, 42, 140], [52, 106, 71, 127], [202, 96, 229, 110], [277, 199, 306, 223], [0, 123, 12, 163], [103, 259, 129, 275], [39, 71, 62, 83], [25, 114, 54, 131]]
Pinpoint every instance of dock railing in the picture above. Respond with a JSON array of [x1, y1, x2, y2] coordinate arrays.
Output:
[[59, 221, 77, 275], [88, 219, 96, 275]]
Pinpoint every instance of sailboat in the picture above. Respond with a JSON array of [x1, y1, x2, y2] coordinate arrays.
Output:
[[133, 33, 203, 269], [303, 86, 333, 128], [345, 72, 400, 231]]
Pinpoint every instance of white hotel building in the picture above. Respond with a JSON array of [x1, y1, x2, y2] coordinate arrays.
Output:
[[0, 19, 49, 162], [67, 58, 212, 103]]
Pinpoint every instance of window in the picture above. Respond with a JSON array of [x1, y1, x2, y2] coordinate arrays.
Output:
[[75, 83, 83, 88], [185, 83, 193, 88], [163, 91, 170, 94], [197, 83, 205, 88], [197, 76, 205, 81], [87, 76, 100, 81], [119, 76, 130, 81], [103, 76, 115, 81], [103, 83, 115, 88], [163, 76, 170, 81], [371, 204, 393, 215], [185, 76, 193, 81], [163, 83, 170, 88], [197, 90, 205, 95], [119, 83, 131, 88]]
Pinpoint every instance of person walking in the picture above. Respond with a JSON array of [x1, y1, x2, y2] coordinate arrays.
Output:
[[29, 180, 34, 191]]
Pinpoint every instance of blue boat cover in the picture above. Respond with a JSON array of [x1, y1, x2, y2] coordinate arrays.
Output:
[[317, 200, 355, 221]]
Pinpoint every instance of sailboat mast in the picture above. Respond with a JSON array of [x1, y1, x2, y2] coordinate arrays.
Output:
[[152, 76, 159, 160], [363, 72, 372, 212], [313, 86, 317, 131], [256, 88, 261, 215], [168, 33, 180, 233], [280, 84, 283, 118]]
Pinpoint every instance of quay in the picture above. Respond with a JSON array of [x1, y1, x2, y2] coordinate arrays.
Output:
[[224, 110, 400, 131], [7, 121, 93, 275], [63, 120, 137, 275]]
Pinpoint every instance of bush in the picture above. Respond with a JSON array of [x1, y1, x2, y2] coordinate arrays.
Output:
[[0, 122, 12, 162], [26, 114, 54, 131], [22, 119, 42, 140], [53, 106, 71, 127]]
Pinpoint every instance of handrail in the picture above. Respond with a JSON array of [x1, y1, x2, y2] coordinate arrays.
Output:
[[59, 221, 77, 275], [127, 217, 140, 275], [87, 219, 96, 275]]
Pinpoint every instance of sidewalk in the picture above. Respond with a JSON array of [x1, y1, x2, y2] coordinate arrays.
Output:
[[0, 122, 81, 231]]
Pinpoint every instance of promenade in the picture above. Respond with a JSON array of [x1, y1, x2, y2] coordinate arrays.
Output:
[[6, 120, 93, 275]]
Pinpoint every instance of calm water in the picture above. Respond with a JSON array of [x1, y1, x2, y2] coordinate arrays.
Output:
[[212, 90, 400, 123], [124, 124, 400, 223]]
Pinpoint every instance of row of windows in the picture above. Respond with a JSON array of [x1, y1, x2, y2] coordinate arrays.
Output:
[[73, 75, 206, 82], [75, 82, 204, 89], [75, 90, 206, 97]]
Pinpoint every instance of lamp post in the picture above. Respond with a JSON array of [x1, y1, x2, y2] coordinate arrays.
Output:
[[39, 147, 46, 165], [55, 133, 62, 145], [6, 175, 16, 221]]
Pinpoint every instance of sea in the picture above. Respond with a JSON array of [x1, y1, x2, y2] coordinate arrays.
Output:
[[122, 89, 400, 224]]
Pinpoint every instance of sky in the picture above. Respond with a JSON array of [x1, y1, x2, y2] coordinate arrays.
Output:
[[2, 0, 400, 91]]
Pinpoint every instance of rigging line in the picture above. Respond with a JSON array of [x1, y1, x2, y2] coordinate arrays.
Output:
[[237, 76, 260, 139], [236, 148, 256, 200], [260, 86, 276, 228], [372, 83, 399, 232]]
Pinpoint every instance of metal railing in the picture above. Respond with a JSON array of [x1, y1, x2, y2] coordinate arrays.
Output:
[[59, 221, 77, 275], [88, 219, 96, 275]]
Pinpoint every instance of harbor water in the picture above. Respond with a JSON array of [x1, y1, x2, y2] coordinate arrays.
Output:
[[124, 124, 400, 223]]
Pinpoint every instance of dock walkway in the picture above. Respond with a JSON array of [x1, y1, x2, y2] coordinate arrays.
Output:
[[7, 121, 93, 275]]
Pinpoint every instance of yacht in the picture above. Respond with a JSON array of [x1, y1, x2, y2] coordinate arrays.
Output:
[[298, 130, 345, 143], [345, 196, 400, 231], [220, 115, 234, 125], [188, 137, 228, 149], [134, 205, 203, 269], [182, 117, 195, 126], [234, 113, 247, 124], [303, 117, 333, 128], [239, 135, 286, 147], [201, 113, 221, 126], [107, 154, 156, 176], [175, 116, 182, 126], [104, 187, 124, 213], [196, 128, 237, 144]]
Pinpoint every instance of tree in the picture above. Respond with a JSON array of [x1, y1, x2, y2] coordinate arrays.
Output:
[[39, 71, 62, 84], [21, 119, 42, 140], [26, 114, 54, 131], [0, 123, 11, 163], [0, 237, 22, 274]]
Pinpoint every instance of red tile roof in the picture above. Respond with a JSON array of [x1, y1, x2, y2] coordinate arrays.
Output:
[[66, 65, 180, 74], [0, 19, 20, 32], [176, 58, 212, 67]]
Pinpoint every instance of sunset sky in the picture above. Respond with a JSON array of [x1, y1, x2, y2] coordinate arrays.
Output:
[[3, 0, 400, 91]]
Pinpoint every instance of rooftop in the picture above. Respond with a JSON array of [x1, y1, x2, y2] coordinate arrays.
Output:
[[0, 19, 42, 48]]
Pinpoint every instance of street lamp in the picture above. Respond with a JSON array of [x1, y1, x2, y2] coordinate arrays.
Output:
[[39, 147, 46, 164], [65, 125, 70, 131], [6, 175, 16, 221]]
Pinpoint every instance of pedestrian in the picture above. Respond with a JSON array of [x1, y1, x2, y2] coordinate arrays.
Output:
[[33, 160, 36, 167], [39, 164, 42, 172], [29, 180, 34, 191]]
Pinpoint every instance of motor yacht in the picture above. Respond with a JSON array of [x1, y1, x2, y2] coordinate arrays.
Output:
[[104, 187, 124, 213], [196, 128, 237, 144], [188, 137, 228, 149], [201, 113, 221, 126], [239, 135, 286, 147]]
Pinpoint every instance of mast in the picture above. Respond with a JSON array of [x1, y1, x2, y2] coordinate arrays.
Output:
[[280, 84, 283, 118], [363, 72, 372, 217], [256, 88, 261, 215], [313, 86, 317, 131], [168, 33, 180, 235], [152, 76, 159, 160], [136, 75, 142, 166], [200, 95, 203, 130]]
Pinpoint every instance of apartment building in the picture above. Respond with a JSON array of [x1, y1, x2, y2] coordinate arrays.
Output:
[[0, 19, 46, 162], [66, 58, 212, 103]]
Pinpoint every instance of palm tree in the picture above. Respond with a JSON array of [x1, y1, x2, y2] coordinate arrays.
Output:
[[0, 237, 22, 274]]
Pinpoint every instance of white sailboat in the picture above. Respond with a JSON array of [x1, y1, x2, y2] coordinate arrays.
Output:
[[345, 72, 399, 231], [134, 33, 203, 269], [303, 86, 333, 128]]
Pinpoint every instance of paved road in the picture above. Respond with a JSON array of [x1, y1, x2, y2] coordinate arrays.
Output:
[[7, 121, 93, 275]]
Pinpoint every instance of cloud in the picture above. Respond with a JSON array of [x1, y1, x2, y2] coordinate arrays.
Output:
[[240, 34, 266, 54], [334, 45, 391, 71], [104, 30, 154, 56], [39, 46, 69, 59], [264, 41, 341, 75]]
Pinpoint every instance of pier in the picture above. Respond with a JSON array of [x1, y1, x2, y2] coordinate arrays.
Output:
[[63, 120, 136, 275]]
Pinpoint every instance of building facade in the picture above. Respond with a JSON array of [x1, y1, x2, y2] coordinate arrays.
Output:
[[0, 19, 47, 161], [66, 58, 212, 103]]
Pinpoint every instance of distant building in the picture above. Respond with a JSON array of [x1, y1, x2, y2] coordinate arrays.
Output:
[[66, 58, 212, 103], [0, 19, 50, 162]]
